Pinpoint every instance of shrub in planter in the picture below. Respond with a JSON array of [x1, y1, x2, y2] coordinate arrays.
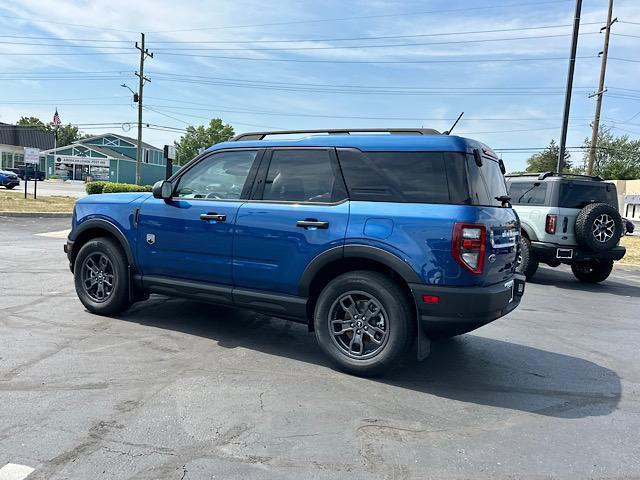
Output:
[[85, 181, 110, 195], [101, 182, 152, 194]]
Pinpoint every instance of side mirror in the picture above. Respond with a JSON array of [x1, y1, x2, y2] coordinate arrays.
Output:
[[152, 180, 173, 200]]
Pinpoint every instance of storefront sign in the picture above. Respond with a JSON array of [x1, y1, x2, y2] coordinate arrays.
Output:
[[55, 156, 109, 167], [24, 147, 40, 164]]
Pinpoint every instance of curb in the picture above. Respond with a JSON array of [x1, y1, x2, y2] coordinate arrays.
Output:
[[0, 211, 72, 218]]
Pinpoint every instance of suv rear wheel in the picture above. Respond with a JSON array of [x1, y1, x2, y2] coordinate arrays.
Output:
[[571, 259, 614, 283], [517, 237, 539, 280], [313, 271, 413, 376], [74, 236, 132, 315]]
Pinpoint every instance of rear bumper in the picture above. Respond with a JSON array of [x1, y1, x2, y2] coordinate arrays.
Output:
[[531, 242, 626, 262], [409, 273, 525, 327]]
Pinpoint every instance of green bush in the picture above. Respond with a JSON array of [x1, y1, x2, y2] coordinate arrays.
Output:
[[85, 181, 110, 195], [101, 182, 152, 194], [50, 175, 58, 180]]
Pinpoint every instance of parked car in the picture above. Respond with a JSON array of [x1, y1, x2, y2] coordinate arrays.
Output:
[[65, 128, 524, 375], [0, 169, 20, 189], [10, 165, 45, 181], [506, 172, 626, 283]]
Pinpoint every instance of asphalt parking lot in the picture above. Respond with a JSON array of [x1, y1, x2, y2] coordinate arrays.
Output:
[[3, 180, 87, 198], [1, 217, 639, 480]]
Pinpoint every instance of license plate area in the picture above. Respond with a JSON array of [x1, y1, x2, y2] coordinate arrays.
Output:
[[557, 248, 573, 259]]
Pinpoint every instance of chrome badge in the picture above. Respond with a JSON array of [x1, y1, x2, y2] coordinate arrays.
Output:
[[146, 233, 156, 245], [488, 253, 497, 263]]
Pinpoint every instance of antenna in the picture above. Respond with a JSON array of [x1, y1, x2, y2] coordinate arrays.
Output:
[[444, 112, 464, 135]]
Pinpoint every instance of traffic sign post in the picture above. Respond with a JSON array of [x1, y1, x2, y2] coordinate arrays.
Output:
[[24, 147, 40, 200]]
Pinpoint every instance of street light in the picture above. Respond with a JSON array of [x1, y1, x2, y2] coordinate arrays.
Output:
[[121, 83, 139, 103]]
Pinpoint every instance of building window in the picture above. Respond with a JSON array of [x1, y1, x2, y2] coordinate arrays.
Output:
[[1, 152, 12, 169]]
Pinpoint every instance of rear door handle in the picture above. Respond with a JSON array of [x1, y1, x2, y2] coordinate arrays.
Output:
[[296, 219, 329, 229], [200, 212, 226, 222]]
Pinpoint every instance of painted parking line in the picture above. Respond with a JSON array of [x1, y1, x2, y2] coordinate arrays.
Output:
[[35, 229, 71, 239], [0, 463, 35, 480]]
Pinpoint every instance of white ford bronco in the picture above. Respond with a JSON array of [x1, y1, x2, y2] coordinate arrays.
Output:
[[506, 172, 626, 283]]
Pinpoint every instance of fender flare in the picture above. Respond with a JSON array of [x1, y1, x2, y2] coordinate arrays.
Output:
[[70, 218, 135, 266], [298, 244, 422, 297], [520, 223, 538, 241]]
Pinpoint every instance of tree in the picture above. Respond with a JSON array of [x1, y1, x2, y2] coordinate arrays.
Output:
[[56, 124, 91, 147], [174, 118, 235, 165], [17, 116, 49, 130], [525, 139, 571, 173], [16, 116, 88, 147], [582, 125, 640, 180]]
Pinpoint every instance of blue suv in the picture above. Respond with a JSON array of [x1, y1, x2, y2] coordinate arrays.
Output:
[[65, 128, 525, 375]]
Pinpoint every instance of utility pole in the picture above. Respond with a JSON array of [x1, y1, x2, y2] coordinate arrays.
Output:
[[587, 0, 616, 176], [557, 0, 582, 173], [135, 33, 153, 185]]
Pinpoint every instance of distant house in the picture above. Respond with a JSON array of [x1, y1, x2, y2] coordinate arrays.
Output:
[[43, 133, 171, 184], [0, 123, 54, 172]]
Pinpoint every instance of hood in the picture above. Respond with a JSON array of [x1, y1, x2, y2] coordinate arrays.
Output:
[[0, 169, 17, 176], [77, 192, 152, 204]]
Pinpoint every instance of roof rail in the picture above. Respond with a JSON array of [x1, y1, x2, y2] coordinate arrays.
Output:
[[231, 128, 440, 142], [505, 171, 604, 182]]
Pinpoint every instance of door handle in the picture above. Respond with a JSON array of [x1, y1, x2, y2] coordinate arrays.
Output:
[[200, 212, 227, 222], [296, 219, 329, 229]]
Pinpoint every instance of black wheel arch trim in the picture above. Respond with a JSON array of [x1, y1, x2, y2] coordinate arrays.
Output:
[[69, 218, 135, 266], [298, 244, 422, 297], [520, 223, 537, 241]]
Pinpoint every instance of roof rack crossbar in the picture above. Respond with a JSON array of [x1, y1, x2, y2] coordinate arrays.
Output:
[[231, 128, 440, 142]]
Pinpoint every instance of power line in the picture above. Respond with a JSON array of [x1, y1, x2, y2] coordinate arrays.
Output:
[[148, 23, 602, 45], [148, 0, 573, 33], [155, 52, 598, 64], [151, 32, 601, 52], [0, 13, 137, 33]]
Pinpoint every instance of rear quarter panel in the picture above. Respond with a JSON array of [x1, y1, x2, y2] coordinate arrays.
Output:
[[347, 202, 518, 287]]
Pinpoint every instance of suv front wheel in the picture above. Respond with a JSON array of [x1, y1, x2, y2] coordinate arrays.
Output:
[[74, 236, 132, 315], [571, 259, 614, 283], [313, 271, 413, 376]]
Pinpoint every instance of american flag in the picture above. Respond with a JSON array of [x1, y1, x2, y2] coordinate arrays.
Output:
[[52, 109, 61, 127]]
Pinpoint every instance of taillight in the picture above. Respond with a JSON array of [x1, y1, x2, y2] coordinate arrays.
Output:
[[545, 214, 557, 234], [452, 223, 486, 275]]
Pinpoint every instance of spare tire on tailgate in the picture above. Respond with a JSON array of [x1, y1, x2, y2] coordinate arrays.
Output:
[[575, 203, 623, 252]]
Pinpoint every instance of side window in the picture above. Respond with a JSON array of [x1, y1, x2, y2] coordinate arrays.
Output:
[[175, 150, 257, 199], [508, 181, 548, 205], [262, 149, 346, 203]]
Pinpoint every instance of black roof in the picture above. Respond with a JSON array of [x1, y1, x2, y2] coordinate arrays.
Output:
[[0, 123, 55, 150]]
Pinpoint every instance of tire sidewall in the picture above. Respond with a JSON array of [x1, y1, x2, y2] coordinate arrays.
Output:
[[314, 271, 411, 376], [518, 237, 539, 280], [571, 259, 614, 283], [74, 237, 130, 315], [575, 203, 622, 252]]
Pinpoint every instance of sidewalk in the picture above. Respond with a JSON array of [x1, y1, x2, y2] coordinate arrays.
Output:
[[3, 180, 86, 198]]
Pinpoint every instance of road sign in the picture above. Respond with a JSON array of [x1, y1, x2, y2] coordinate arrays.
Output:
[[24, 147, 40, 164]]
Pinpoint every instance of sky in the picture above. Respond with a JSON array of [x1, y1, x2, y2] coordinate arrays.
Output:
[[0, 0, 639, 172]]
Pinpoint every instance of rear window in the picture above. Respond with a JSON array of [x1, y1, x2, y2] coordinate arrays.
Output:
[[466, 155, 509, 207], [507, 181, 548, 205], [558, 182, 617, 209], [336, 150, 470, 204]]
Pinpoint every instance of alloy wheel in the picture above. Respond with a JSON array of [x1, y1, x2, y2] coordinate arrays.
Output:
[[81, 252, 115, 303], [328, 290, 389, 360], [592, 213, 615, 243]]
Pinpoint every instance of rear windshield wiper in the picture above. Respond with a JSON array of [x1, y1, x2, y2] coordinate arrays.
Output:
[[495, 195, 512, 207]]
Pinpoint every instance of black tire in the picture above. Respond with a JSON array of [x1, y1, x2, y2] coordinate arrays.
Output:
[[5, 185, 15, 190], [74, 236, 131, 315], [571, 259, 614, 283], [313, 271, 413, 376], [517, 237, 539, 280], [575, 203, 623, 252]]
